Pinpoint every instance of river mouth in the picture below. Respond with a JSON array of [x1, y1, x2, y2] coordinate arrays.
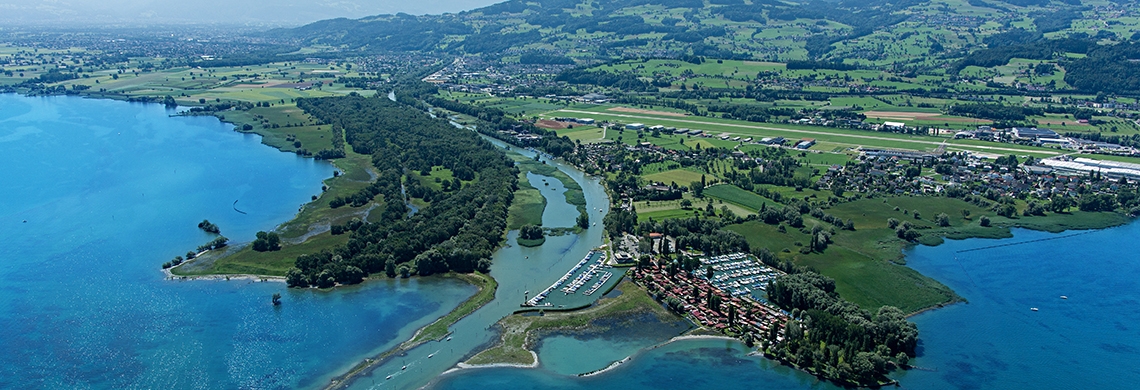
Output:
[[337, 132, 614, 390]]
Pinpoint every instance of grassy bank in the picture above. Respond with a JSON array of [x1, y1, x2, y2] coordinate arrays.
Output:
[[173, 147, 378, 277], [511, 154, 587, 214], [507, 166, 546, 230], [517, 237, 546, 247], [465, 277, 680, 366], [728, 195, 1132, 314], [220, 103, 336, 153], [173, 232, 349, 276], [410, 272, 498, 345]]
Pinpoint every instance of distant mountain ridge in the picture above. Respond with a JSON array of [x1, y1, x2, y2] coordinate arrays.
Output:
[[270, 0, 1139, 74]]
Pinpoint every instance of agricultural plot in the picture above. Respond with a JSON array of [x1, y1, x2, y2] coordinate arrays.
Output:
[[633, 195, 753, 223], [642, 169, 706, 186], [37, 62, 370, 106], [703, 184, 779, 212], [554, 126, 607, 143], [547, 106, 1065, 158]]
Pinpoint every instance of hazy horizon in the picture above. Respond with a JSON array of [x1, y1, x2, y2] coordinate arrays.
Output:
[[0, 0, 504, 27]]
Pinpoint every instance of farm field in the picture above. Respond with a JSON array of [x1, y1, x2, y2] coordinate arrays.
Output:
[[546, 106, 1069, 158], [27, 61, 374, 107], [703, 184, 779, 212], [642, 169, 706, 186]]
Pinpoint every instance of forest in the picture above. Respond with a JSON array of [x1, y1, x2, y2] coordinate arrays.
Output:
[[284, 94, 518, 288], [766, 271, 917, 385], [415, 87, 578, 157]]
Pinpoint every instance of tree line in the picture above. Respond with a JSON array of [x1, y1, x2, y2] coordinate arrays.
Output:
[[766, 271, 917, 385], [283, 94, 518, 287]]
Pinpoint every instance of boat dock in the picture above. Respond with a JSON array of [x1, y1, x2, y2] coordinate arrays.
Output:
[[524, 251, 611, 307], [702, 253, 780, 298]]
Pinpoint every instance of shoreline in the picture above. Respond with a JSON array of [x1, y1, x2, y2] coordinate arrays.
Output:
[[453, 351, 540, 371], [321, 272, 497, 390], [900, 215, 1134, 317], [572, 334, 739, 379]]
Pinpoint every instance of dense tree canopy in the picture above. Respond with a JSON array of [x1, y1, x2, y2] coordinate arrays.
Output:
[[767, 271, 918, 385], [285, 94, 517, 287]]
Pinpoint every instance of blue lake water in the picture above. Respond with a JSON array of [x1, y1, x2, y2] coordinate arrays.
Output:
[[0, 94, 475, 389], [899, 222, 1140, 389]]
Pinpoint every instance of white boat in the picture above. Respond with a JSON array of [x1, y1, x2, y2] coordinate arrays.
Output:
[[1030, 308, 1039, 311], [446, 336, 452, 341], [428, 353, 435, 358], [1060, 296, 1068, 299], [386, 375, 392, 380]]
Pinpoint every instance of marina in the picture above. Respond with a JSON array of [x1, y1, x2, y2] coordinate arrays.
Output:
[[700, 253, 781, 300], [524, 250, 619, 307]]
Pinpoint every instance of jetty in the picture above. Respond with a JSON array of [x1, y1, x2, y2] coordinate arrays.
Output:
[[523, 251, 611, 307]]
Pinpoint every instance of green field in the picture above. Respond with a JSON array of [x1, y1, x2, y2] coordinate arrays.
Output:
[[703, 184, 779, 212], [8, 60, 374, 107], [726, 220, 959, 313], [554, 126, 607, 143], [175, 231, 349, 276], [642, 169, 706, 186], [724, 194, 1135, 313], [507, 170, 546, 229], [547, 107, 1066, 158], [222, 104, 335, 152]]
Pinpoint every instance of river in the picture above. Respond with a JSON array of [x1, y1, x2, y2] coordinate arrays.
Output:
[[339, 135, 615, 389]]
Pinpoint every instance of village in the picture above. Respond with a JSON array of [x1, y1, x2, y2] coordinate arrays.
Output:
[[632, 252, 788, 345]]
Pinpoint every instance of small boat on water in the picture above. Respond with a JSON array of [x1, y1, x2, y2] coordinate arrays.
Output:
[[446, 336, 452, 341], [386, 375, 392, 380], [402, 366, 407, 370], [1060, 296, 1068, 299], [428, 353, 435, 358], [1031, 307, 1039, 311]]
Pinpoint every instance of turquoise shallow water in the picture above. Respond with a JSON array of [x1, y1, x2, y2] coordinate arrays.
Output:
[[433, 222, 1140, 390], [433, 338, 835, 390], [0, 95, 475, 389]]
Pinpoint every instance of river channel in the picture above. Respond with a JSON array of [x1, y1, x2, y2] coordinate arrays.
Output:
[[340, 135, 612, 390]]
